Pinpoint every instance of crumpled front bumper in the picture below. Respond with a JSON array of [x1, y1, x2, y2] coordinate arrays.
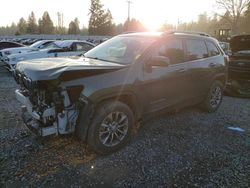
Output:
[[15, 89, 58, 136]]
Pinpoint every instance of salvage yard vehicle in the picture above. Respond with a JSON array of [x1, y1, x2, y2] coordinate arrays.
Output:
[[14, 31, 227, 154], [226, 35, 250, 97], [0, 40, 54, 63], [0, 41, 25, 50], [5, 40, 95, 71]]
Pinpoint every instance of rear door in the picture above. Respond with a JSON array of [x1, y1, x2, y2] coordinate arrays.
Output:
[[184, 38, 214, 98], [142, 37, 192, 113]]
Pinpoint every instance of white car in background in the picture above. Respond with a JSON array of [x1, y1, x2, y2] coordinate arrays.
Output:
[[5, 40, 95, 71], [0, 40, 54, 61]]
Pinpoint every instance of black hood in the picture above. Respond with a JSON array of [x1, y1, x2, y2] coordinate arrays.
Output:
[[230, 35, 250, 53], [16, 56, 126, 81]]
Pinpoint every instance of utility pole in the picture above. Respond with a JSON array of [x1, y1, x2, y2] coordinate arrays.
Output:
[[57, 12, 61, 27], [127, 0, 132, 21], [61, 13, 64, 28]]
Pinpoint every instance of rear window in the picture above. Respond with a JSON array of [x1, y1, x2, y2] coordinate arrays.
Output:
[[186, 39, 208, 61]]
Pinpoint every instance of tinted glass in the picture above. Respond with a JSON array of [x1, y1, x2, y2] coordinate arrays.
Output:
[[186, 39, 208, 61], [74, 43, 93, 51], [82, 44, 94, 52], [207, 41, 220, 56], [157, 38, 185, 64]]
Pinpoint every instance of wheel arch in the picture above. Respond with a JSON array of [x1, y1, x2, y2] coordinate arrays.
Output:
[[212, 73, 227, 87], [94, 92, 142, 121]]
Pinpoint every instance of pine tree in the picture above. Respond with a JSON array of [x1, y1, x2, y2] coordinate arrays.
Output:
[[17, 17, 27, 34], [38, 11, 54, 34], [88, 0, 114, 35], [68, 18, 80, 34], [26, 11, 38, 34]]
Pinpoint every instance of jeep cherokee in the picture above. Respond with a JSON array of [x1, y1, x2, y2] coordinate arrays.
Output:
[[14, 31, 227, 154]]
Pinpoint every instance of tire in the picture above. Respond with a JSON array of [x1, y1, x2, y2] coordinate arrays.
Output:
[[201, 80, 223, 112], [87, 101, 134, 154]]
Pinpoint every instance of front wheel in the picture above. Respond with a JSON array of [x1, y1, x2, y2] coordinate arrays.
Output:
[[201, 81, 223, 112], [87, 101, 134, 154]]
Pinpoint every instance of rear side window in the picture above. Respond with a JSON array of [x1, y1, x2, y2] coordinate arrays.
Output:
[[186, 39, 208, 61], [206, 41, 220, 56], [158, 38, 185, 64], [81, 43, 94, 52]]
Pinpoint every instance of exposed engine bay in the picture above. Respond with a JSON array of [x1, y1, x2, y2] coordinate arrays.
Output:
[[15, 73, 83, 136]]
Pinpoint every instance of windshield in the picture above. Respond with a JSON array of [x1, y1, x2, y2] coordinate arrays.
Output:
[[84, 35, 157, 64], [30, 40, 47, 48]]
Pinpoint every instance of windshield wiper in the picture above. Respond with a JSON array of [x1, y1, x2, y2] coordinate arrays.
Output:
[[85, 56, 122, 64]]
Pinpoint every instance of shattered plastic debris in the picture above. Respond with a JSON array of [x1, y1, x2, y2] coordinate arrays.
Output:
[[227, 126, 245, 133]]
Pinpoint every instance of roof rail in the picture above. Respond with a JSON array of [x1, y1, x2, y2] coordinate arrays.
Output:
[[162, 30, 210, 37], [121, 31, 137, 34]]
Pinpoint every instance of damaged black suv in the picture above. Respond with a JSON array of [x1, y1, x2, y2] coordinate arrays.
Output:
[[14, 31, 227, 154]]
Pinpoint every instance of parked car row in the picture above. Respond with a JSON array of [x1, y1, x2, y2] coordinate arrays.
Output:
[[0, 41, 25, 50], [0, 39, 95, 71], [0, 40, 54, 60], [0, 38, 44, 45]]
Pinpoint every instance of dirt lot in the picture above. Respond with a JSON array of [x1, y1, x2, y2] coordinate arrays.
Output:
[[0, 63, 250, 187]]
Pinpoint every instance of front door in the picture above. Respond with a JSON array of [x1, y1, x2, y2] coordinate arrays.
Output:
[[141, 37, 191, 113]]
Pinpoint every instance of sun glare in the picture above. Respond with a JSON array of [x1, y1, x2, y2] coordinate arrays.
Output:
[[126, 0, 210, 31]]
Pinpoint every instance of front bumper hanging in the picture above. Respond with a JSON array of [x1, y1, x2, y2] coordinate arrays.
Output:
[[15, 89, 58, 136]]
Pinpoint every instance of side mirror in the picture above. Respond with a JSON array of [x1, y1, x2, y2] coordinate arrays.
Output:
[[148, 56, 170, 67]]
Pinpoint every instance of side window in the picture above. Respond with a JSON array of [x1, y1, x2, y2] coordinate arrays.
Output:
[[206, 41, 220, 56], [186, 39, 208, 61], [74, 43, 93, 51], [68, 43, 76, 51], [5, 43, 13, 48], [82, 44, 94, 52], [75, 43, 83, 51], [38, 42, 49, 49], [8, 43, 16, 48], [157, 38, 185, 64]]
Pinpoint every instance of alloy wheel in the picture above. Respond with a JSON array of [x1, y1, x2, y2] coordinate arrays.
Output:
[[210, 86, 222, 108], [99, 111, 129, 147]]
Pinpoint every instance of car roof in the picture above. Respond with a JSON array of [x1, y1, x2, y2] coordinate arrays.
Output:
[[119, 32, 162, 37], [119, 31, 217, 43]]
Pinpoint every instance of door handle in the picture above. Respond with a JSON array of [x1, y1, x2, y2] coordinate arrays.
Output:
[[178, 68, 187, 73]]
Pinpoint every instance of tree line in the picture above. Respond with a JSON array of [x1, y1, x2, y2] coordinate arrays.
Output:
[[0, 0, 249, 36]]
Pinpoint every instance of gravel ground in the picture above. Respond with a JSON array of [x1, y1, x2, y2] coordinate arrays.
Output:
[[0, 63, 250, 187]]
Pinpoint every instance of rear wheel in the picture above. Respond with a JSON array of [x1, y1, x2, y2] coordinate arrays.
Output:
[[87, 101, 134, 154], [201, 81, 223, 112]]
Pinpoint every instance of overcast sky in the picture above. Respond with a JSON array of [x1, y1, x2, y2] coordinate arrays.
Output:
[[0, 0, 217, 30]]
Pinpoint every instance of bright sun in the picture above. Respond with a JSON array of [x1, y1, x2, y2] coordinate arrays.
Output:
[[127, 0, 206, 31]]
